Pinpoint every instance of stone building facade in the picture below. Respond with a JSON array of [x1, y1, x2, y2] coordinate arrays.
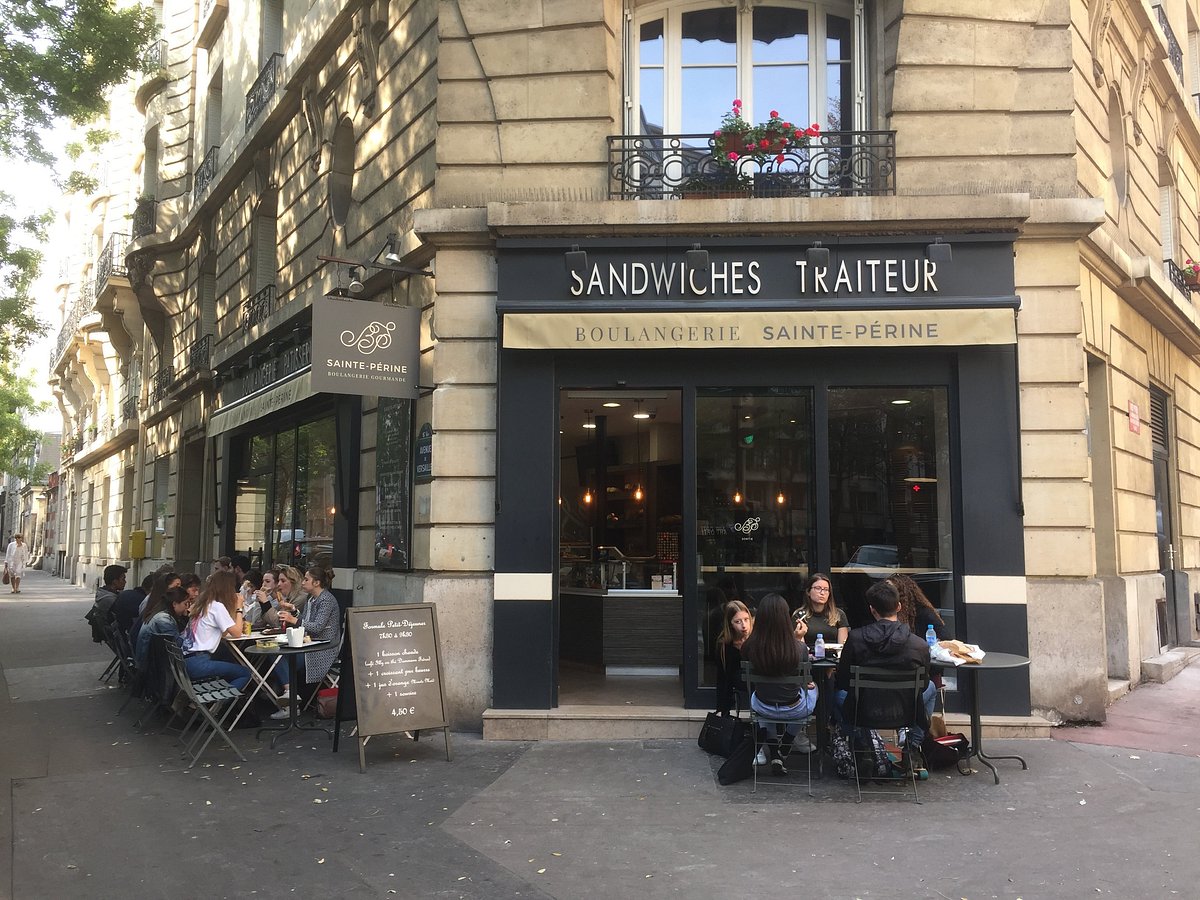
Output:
[[46, 0, 1200, 729]]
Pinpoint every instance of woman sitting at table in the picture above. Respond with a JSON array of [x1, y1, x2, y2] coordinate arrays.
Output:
[[714, 600, 753, 715], [180, 573, 202, 606], [792, 573, 849, 648], [180, 571, 251, 691], [240, 569, 264, 625], [248, 568, 283, 630], [743, 593, 818, 776], [274, 565, 307, 622], [130, 571, 181, 647], [888, 574, 947, 641], [134, 587, 191, 669], [272, 564, 341, 715]]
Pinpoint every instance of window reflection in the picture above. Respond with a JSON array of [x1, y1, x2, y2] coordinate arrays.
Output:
[[827, 387, 955, 636]]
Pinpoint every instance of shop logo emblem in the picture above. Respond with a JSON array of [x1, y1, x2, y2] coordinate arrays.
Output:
[[733, 516, 761, 534], [340, 321, 396, 355]]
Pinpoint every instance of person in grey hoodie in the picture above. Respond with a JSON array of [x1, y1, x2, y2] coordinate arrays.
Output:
[[834, 579, 933, 753]]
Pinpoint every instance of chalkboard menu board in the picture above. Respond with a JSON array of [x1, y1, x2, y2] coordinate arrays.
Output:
[[374, 398, 411, 570]]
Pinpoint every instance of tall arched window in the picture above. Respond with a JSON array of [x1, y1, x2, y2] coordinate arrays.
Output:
[[632, 1, 862, 140]]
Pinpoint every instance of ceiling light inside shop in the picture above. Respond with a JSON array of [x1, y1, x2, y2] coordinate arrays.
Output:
[[603, 402, 621, 408], [890, 399, 911, 405], [633, 410, 651, 420]]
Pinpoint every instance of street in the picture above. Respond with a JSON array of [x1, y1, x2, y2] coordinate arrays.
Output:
[[2, 569, 1199, 899]]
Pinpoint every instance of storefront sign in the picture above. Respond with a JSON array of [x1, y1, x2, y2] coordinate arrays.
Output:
[[208, 369, 312, 436], [503, 308, 1016, 351], [497, 236, 1017, 308], [311, 297, 419, 399]]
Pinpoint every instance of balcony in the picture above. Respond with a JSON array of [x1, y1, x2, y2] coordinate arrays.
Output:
[[606, 130, 896, 200], [140, 38, 167, 74], [1165, 259, 1200, 294], [121, 394, 139, 422], [1153, 5, 1184, 83], [132, 197, 157, 239], [188, 334, 213, 377], [54, 285, 97, 365], [238, 284, 279, 331], [193, 145, 220, 200], [152, 365, 175, 403], [94, 233, 129, 299], [246, 53, 283, 130]]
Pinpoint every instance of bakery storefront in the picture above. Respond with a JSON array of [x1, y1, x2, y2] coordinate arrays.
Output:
[[493, 235, 1030, 717]]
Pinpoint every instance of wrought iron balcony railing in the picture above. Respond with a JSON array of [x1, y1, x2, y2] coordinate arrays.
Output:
[[132, 197, 157, 239], [54, 286, 95, 364], [193, 145, 219, 200], [607, 130, 897, 200], [246, 53, 283, 130], [188, 334, 213, 376], [1165, 259, 1200, 293], [94, 233, 129, 298], [239, 284, 279, 331], [1153, 5, 1184, 83], [152, 365, 175, 403], [121, 394, 139, 422], [140, 38, 167, 74]]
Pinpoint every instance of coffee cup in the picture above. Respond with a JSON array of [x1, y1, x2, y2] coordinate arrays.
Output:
[[286, 626, 305, 648]]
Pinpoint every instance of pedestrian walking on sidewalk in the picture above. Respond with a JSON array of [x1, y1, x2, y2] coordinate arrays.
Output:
[[4, 533, 30, 593]]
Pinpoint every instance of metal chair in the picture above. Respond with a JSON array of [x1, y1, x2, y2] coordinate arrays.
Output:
[[164, 642, 245, 768], [742, 660, 814, 795], [844, 664, 929, 803], [103, 621, 137, 692]]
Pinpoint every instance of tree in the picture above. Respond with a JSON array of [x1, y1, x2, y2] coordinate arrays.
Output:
[[0, 0, 155, 477]]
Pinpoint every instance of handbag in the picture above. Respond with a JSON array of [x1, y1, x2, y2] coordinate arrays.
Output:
[[717, 733, 755, 785], [2, 568, 8, 585], [316, 687, 338, 719], [697, 695, 748, 758], [922, 732, 972, 773]]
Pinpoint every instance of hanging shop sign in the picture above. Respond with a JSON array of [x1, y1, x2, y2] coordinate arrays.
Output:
[[311, 297, 420, 399], [502, 307, 1016, 351]]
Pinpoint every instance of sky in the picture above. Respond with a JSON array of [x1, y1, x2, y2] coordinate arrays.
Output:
[[9, 134, 70, 436]]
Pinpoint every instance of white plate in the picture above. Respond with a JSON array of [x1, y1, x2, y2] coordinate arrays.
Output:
[[273, 634, 288, 643], [824, 643, 843, 651]]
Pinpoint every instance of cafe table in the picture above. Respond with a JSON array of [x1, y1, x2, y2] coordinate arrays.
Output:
[[949, 651, 1031, 784], [224, 632, 287, 711], [243, 640, 332, 747]]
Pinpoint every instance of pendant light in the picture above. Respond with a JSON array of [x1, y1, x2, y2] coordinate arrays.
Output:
[[633, 400, 645, 503]]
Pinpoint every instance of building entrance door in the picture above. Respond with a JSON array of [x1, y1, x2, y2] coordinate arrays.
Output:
[[1150, 389, 1177, 649]]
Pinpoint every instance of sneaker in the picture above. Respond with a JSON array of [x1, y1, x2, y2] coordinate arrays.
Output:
[[269, 708, 291, 720], [754, 748, 768, 766], [770, 757, 788, 777], [793, 734, 813, 754]]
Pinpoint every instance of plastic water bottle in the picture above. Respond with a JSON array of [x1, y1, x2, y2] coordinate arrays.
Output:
[[926, 624, 937, 648], [813, 633, 825, 659]]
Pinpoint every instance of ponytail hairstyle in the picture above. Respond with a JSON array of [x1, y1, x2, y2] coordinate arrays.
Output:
[[305, 563, 333, 591]]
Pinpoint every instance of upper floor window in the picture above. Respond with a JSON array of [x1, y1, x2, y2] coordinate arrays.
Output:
[[633, 1, 861, 138]]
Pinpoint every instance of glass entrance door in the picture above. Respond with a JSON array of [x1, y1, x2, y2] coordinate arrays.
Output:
[[695, 388, 815, 689]]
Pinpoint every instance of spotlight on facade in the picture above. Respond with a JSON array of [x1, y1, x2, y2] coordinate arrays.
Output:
[[806, 241, 830, 267], [926, 237, 952, 264], [383, 233, 403, 264], [348, 266, 365, 293], [565, 244, 588, 280], [685, 243, 709, 276]]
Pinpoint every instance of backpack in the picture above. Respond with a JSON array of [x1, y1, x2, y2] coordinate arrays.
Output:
[[85, 592, 117, 643]]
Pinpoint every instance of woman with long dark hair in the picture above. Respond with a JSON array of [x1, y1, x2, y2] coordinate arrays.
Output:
[[888, 574, 946, 640], [181, 571, 251, 690], [743, 593, 817, 775], [792, 572, 849, 647], [714, 600, 753, 715]]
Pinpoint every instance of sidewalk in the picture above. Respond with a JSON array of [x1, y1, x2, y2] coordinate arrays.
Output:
[[2, 569, 1199, 899]]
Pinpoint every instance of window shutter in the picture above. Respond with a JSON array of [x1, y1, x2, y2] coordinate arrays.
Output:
[[261, 0, 283, 61], [1150, 387, 1169, 455], [1161, 185, 1176, 262]]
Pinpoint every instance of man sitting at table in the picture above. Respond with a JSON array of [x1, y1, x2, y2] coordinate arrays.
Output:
[[834, 580, 934, 771]]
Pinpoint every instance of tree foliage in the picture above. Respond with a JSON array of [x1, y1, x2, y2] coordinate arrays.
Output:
[[0, 0, 155, 478], [0, 0, 157, 163]]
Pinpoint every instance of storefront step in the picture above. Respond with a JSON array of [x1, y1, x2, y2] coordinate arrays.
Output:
[[483, 707, 1054, 742]]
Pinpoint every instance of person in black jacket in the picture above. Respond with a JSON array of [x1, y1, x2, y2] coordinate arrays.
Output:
[[714, 600, 753, 714], [113, 573, 154, 636], [834, 580, 934, 757]]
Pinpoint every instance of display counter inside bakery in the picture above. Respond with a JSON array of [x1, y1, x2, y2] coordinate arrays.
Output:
[[559, 558, 681, 675]]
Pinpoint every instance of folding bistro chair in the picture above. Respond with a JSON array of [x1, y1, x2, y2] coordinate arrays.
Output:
[[103, 622, 137, 693], [132, 633, 179, 730], [845, 664, 929, 803], [742, 660, 814, 795], [164, 641, 245, 769], [301, 628, 345, 715]]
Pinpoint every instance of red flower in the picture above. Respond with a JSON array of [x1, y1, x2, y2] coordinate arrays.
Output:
[[732, 98, 742, 108], [770, 110, 779, 118], [794, 130, 803, 140], [759, 138, 770, 148], [728, 151, 739, 161], [775, 154, 785, 164], [783, 122, 792, 129], [807, 123, 821, 135]]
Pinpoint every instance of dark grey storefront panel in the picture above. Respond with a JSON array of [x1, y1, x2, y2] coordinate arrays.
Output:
[[493, 600, 555, 708], [497, 235, 1018, 312]]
